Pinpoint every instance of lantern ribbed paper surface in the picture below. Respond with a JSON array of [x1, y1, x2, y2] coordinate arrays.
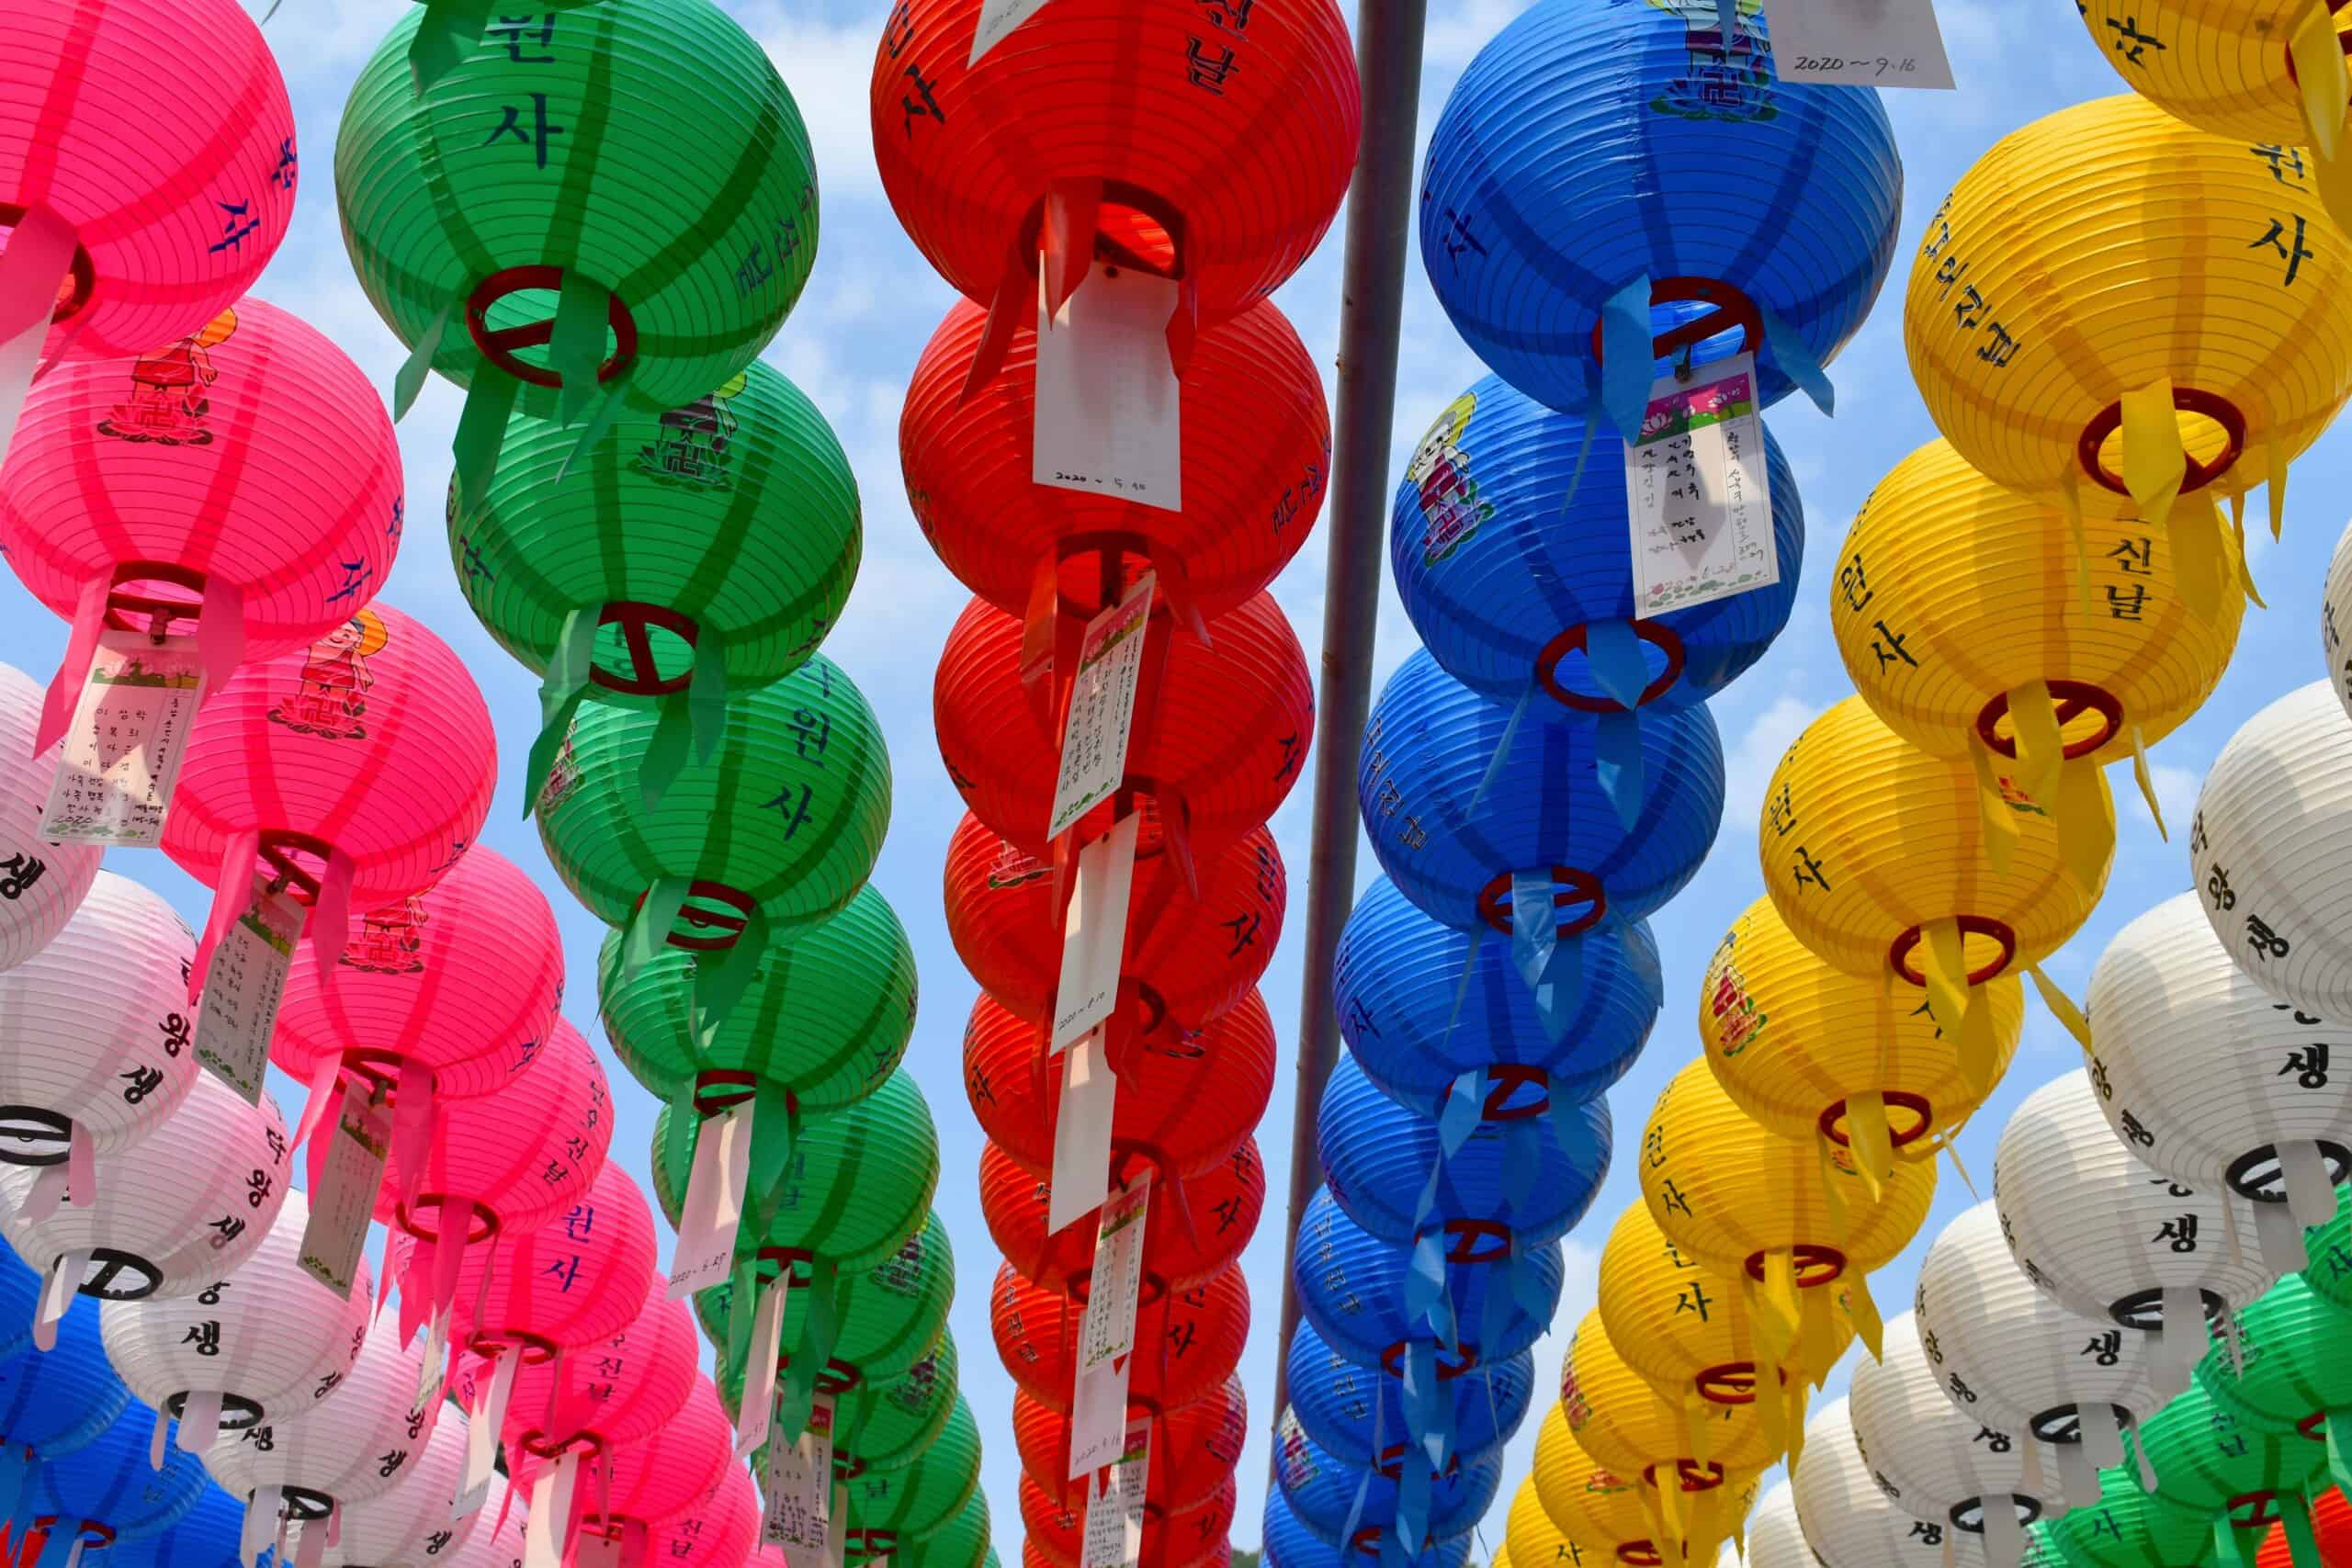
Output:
[[485, 1276, 695, 1459], [1562, 1310, 1775, 1511], [0, 1237, 40, 1361], [40, 1410, 206, 1546], [1418, 0, 1900, 417], [449, 1475, 523, 1568], [0, 0, 295, 366], [1294, 1188, 1562, 1371], [2258, 1483, 2352, 1568], [830, 1333, 958, 1472], [2190, 681, 2352, 1017], [876, 1493, 988, 1568], [599, 882, 916, 1114], [2134, 1381, 2324, 1566], [992, 1260, 1245, 1416], [0, 870, 194, 1165], [0, 1069, 289, 1305], [2075, 1, 2350, 147], [1849, 1314, 2053, 1545], [1023, 1476, 1233, 1568], [116, 1485, 253, 1568], [2032, 1462, 2209, 1568], [869, 0, 1357, 321], [707, 1211, 955, 1394], [1286, 1322, 1526, 1471], [980, 1138, 1260, 1296], [202, 1311, 436, 1518], [1295, 1491, 1465, 1568], [273, 842, 562, 1103], [0, 664, 100, 973], [1333, 877, 1658, 1114], [2328, 519, 2352, 722], [510, 1379, 729, 1548], [2199, 1272, 2352, 1441], [1904, 95, 2352, 521], [902, 298, 1330, 624], [0, 1300, 127, 1463], [1274, 1423, 1498, 1549], [652, 1464, 759, 1568], [1793, 1397, 1979, 1568], [336, 0, 817, 421], [101, 1190, 369, 1433], [1527, 1404, 1651, 1567], [934, 589, 1312, 855], [1362, 649, 1724, 932], [1389, 378, 1804, 711], [312, 1408, 477, 1568], [965, 987, 1273, 1181], [1739, 1483, 1813, 1568], [842, 1395, 982, 1553], [539, 654, 889, 937]]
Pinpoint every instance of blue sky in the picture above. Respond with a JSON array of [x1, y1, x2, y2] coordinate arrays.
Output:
[[3, 0, 2337, 1557]]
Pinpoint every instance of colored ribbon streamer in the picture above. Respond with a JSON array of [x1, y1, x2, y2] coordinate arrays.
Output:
[[548, 271, 611, 427], [2054, 756, 2117, 898], [449, 375, 521, 526], [1598, 275, 1656, 444], [36, 577, 109, 758], [0, 202, 76, 474], [407, 0, 494, 92], [2026, 963, 2091, 1050], [1758, 303, 1833, 416], [2292, 3, 2348, 159], [694, 910, 770, 1039], [621, 876, 691, 981], [1405, 1232, 1457, 1352], [525, 605, 600, 818], [2128, 723, 2165, 840], [392, 301, 450, 422]]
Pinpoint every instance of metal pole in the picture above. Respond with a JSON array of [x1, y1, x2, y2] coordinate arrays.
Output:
[[1269, 0, 1429, 1455]]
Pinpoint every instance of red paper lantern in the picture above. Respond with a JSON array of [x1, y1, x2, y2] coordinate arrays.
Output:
[[943, 809, 1283, 1043], [1020, 1472, 1235, 1568], [870, 0, 1356, 326], [483, 1276, 698, 1467], [934, 589, 1312, 856], [980, 1137, 1262, 1297], [901, 298, 1327, 627], [1013, 1377, 1245, 1514], [2261, 1487, 2352, 1568], [964, 988, 1273, 1181], [993, 1260, 1247, 1416], [510, 1376, 729, 1566]]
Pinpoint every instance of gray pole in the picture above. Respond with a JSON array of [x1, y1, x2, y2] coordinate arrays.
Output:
[[1268, 0, 1430, 1459]]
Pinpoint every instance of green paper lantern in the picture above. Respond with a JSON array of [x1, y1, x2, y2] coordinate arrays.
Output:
[[2034, 1464, 2213, 1568], [452, 360, 861, 777], [703, 1211, 956, 1394], [2303, 1182, 2352, 1312], [598, 884, 917, 1115], [886, 1489, 990, 1568], [2139, 1382, 2324, 1568], [337, 0, 820, 503], [833, 1331, 961, 1476], [841, 1395, 982, 1559], [2204, 1275, 2352, 1495]]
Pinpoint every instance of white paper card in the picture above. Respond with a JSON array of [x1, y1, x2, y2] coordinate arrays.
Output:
[[195, 875, 306, 1104], [1623, 354, 1780, 618], [415, 1306, 449, 1413], [1079, 1422, 1151, 1568], [970, 0, 1057, 61], [1047, 577, 1153, 841], [735, 1274, 788, 1458], [40, 629, 207, 847], [1763, 0, 1953, 88], [1047, 1029, 1119, 1237], [1034, 262, 1182, 513], [1069, 1177, 1149, 1476], [1052, 811, 1140, 1054], [762, 1395, 835, 1551], [669, 1099, 754, 1300], [454, 1352, 516, 1521], [299, 1092, 390, 1299]]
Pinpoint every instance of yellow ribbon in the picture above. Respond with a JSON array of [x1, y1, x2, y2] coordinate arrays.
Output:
[[1846, 1270, 1884, 1360], [2007, 680, 2064, 811], [2028, 962, 2092, 1049], [1969, 737, 2019, 878], [2267, 426, 2290, 543], [2055, 757, 2116, 897], [2291, 1, 2348, 161], [1918, 916, 1994, 1094], [2129, 722, 2165, 840], [2221, 492, 2267, 611], [1846, 1089, 1894, 1196], [1751, 1357, 1787, 1461], [1681, 1389, 1714, 1472], [2120, 376, 2184, 530], [1749, 1252, 1800, 1380]]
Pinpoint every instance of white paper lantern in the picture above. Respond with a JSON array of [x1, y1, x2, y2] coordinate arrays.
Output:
[[1743, 1482, 1816, 1568], [101, 1190, 370, 1456], [0, 1070, 288, 1342], [0, 662, 101, 974], [310, 1408, 477, 1568], [1992, 1068, 2274, 1394], [1849, 1313, 2057, 1568], [207, 1310, 437, 1563], [2189, 680, 2352, 1017], [447, 1476, 521, 1568], [2086, 890, 2352, 1271], [0, 869, 195, 1172], [1912, 1201, 2162, 1514], [1793, 1396, 1972, 1568], [2324, 518, 2352, 721]]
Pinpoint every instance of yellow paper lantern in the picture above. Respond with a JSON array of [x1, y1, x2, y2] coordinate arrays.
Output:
[[1759, 695, 2109, 1073], [1530, 1404, 1664, 1568], [2075, 0, 2351, 156], [1904, 94, 2352, 621], [1595, 1201, 1851, 1470], [1640, 1058, 1934, 1374], [1699, 895, 2022, 1184], [1562, 1311, 1774, 1567], [1834, 439, 2242, 847]]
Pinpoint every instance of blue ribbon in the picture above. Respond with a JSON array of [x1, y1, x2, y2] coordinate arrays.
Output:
[[1759, 303, 1834, 417], [1502, 1120, 1539, 1213], [1510, 869, 1555, 1000], [1440, 924, 1486, 1057], [1510, 1237, 1555, 1320], [1407, 1231, 1458, 1351], [1341, 1469, 1374, 1561], [1438, 1069, 1483, 1161], [1600, 275, 1657, 444], [1469, 688, 1532, 815], [1479, 1248, 1517, 1361], [1585, 622, 1651, 831], [1395, 1449, 1434, 1558], [1403, 1339, 1455, 1472]]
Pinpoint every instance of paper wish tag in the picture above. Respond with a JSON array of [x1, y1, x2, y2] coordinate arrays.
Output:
[[40, 629, 208, 848], [1051, 810, 1140, 1054], [970, 0, 1057, 61], [1033, 260, 1182, 513], [761, 1395, 835, 1553], [669, 1097, 755, 1300], [1763, 0, 1954, 87], [1046, 1027, 1119, 1236], [1622, 353, 1780, 618], [1069, 1175, 1149, 1476], [734, 1272, 789, 1458], [1079, 1420, 1151, 1568], [300, 1090, 390, 1299], [195, 874, 306, 1104], [1047, 575, 1154, 841]]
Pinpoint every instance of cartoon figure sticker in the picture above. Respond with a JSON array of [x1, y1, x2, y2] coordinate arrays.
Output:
[[342, 896, 429, 976], [537, 728, 582, 818], [1406, 391, 1492, 567], [636, 371, 747, 489], [99, 310, 239, 446], [269, 609, 386, 740], [1704, 938, 1766, 1059]]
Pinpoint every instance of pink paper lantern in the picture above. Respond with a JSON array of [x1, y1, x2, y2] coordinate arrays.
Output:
[[0, 297, 402, 750], [489, 1275, 695, 1468], [0, 0, 296, 458], [651, 1461, 758, 1568], [511, 1378, 730, 1568], [161, 602, 496, 1009]]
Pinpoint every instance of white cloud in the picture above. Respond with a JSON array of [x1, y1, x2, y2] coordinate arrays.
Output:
[[1724, 693, 1822, 831], [750, 6, 890, 201], [2124, 760, 2199, 837]]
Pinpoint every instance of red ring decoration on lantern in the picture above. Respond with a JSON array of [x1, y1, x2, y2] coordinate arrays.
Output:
[[465, 265, 639, 389], [1437, 1063, 1551, 1123], [2282, 5, 2352, 88], [1972, 681, 2124, 762], [1817, 1091, 1935, 1151], [1441, 1219, 1513, 1266], [393, 1194, 502, 1247], [1888, 917, 2018, 988], [1007, 183, 1191, 285], [514, 1426, 607, 1464], [1535, 621, 1687, 714], [1585, 277, 1764, 368], [1379, 1339, 1481, 1380], [2075, 386, 2247, 497], [254, 830, 337, 907], [2231, 1494, 2286, 1531], [692, 1070, 763, 1116], [628, 882, 757, 953], [469, 1327, 562, 1367], [1477, 867, 1606, 939], [1619, 1547, 1664, 1568], [2, 205, 96, 322], [590, 603, 702, 696], [1695, 1361, 1758, 1405], [2300, 1410, 2328, 1442], [1742, 1246, 1847, 1288], [1642, 1461, 1727, 1494], [98, 561, 209, 636]]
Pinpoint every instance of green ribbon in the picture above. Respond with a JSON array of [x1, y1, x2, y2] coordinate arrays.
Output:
[[407, 0, 492, 93], [746, 1081, 797, 1234], [393, 300, 450, 421], [2214, 1518, 2245, 1568], [559, 378, 631, 484], [776, 1300, 819, 1447], [449, 372, 519, 527], [689, 633, 729, 766], [548, 270, 609, 427], [524, 605, 598, 818], [623, 876, 691, 980], [694, 909, 770, 1039], [2328, 1408, 2352, 1497], [2283, 1491, 2323, 1568], [639, 698, 695, 812]]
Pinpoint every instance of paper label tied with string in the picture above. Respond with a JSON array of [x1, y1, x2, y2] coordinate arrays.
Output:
[[1079, 1419, 1152, 1568], [1761, 0, 1955, 88], [1069, 1175, 1149, 1476], [1048, 577, 1155, 841], [970, 0, 1057, 61], [669, 1097, 755, 1300], [39, 630, 208, 848], [1034, 262, 1182, 513], [454, 1352, 518, 1520], [299, 1091, 390, 1299], [1623, 354, 1779, 617], [196, 875, 307, 1104], [734, 1269, 788, 1459], [761, 1397, 835, 1552], [1051, 809, 1141, 1054]]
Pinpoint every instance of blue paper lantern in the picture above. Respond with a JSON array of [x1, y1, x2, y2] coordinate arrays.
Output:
[[1390, 378, 1803, 713], [1263, 1491, 1472, 1568], [0, 1236, 40, 1367], [1318, 1054, 1611, 1255], [0, 1306, 129, 1523], [1334, 877, 1658, 1114], [105, 1485, 257, 1568], [1418, 0, 1901, 427], [1274, 1421, 1503, 1550], [35, 1411, 207, 1549], [1294, 1188, 1562, 1372], [1360, 650, 1723, 936], [1285, 1318, 1534, 1471]]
